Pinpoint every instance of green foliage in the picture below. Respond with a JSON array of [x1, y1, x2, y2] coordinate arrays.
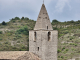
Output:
[[53, 27, 58, 30], [21, 17, 24, 20], [0, 31, 2, 34], [13, 37, 17, 41], [12, 20, 16, 23], [2, 21, 7, 25], [4, 41, 11, 45], [24, 17, 29, 20], [58, 56, 60, 58], [16, 26, 29, 35], [57, 49, 61, 53], [0, 38, 2, 41], [17, 26, 21, 28], [62, 47, 65, 50], [17, 40, 20, 43], [63, 30, 69, 34], [14, 34, 22, 39], [7, 31, 14, 36], [67, 20, 75, 23], [7, 33, 11, 36], [74, 44, 77, 46], [10, 17, 20, 20], [66, 49, 68, 51], [52, 19, 59, 23], [70, 36, 74, 40], [61, 56, 64, 59], [70, 43, 77, 46], [14, 17, 20, 20]]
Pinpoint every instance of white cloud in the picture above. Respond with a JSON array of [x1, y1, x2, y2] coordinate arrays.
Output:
[[0, 0, 53, 23], [55, 0, 71, 12], [0, 0, 53, 11]]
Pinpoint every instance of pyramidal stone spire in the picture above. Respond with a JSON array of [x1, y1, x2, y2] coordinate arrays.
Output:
[[34, 4, 53, 30]]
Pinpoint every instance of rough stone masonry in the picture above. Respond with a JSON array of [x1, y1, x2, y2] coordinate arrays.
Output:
[[29, 3, 58, 60]]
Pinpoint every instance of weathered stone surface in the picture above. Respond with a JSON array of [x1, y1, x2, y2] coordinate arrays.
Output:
[[34, 4, 53, 30], [29, 3, 58, 60], [29, 30, 58, 60]]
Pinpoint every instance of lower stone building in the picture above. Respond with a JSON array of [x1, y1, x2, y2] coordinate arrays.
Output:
[[0, 51, 41, 60]]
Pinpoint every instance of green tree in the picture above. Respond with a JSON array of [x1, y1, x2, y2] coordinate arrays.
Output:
[[21, 17, 24, 20], [16, 26, 29, 35], [0, 31, 2, 34], [52, 19, 59, 23], [2, 21, 6, 25], [24, 17, 29, 20], [14, 17, 20, 20]]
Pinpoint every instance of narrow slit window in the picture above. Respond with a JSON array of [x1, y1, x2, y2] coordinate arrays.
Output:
[[47, 26, 48, 29], [39, 17, 41, 18], [48, 32, 51, 41], [38, 47, 39, 51], [34, 32, 36, 42], [45, 17, 47, 19]]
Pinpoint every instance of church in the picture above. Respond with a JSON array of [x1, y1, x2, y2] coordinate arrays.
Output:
[[29, 2, 58, 60]]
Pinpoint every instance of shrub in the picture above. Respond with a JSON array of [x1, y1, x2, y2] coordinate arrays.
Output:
[[0, 43, 2, 45], [70, 43, 77, 46], [4, 42, 11, 45], [2, 21, 6, 25], [66, 49, 69, 51], [0, 31, 2, 34], [70, 36, 74, 40], [57, 49, 61, 53], [10, 26, 14, 28], [4, 42, 9, 44], [70, 43, 74, 45], [61, 56, 64, 59], [63, 51, 67, 54], [0, 38, 2, 41], [7, 33, 12, 36], [17, 26, 21, 28], [17, 40, 20, 43], [74, 44, 77, 46], [24, 17, 29, 20], [62, 47, 65, 50], [12, 20, 15, 23], [21, 17, 24, 20], [63, 31, 69, 34], [53, 27, 58, 30], [52, 19, 59, 23], [14, 34, 22, 39], [58, 56, 60, 58], [12, 47, 17, 49], [14, 17, 20, 20], [13, 37, 17, 41], [16, 26, 29, 35]]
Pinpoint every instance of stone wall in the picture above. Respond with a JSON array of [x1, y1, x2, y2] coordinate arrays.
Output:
[[29, 30, 58, 60]]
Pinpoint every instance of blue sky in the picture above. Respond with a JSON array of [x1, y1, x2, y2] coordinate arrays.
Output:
[[0, 0, 80, 23]]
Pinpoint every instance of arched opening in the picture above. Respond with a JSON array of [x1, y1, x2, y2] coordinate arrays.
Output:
[[34, 32, 36, 42], [48, 32, 51, 41]]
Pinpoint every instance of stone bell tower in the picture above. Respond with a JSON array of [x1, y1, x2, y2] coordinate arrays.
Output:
[[29, 3, 58, 60]]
